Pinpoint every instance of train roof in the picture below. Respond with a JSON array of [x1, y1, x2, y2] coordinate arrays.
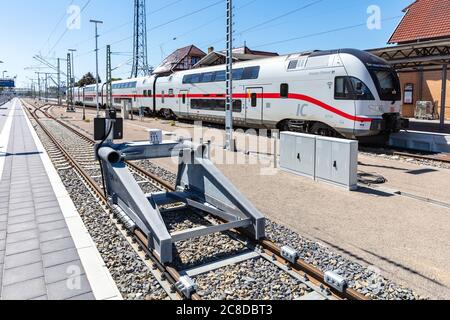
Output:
[[166, 48, 390, 77]]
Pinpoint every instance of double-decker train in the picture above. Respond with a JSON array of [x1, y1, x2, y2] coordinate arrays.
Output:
[[74, 48, 408, 140]]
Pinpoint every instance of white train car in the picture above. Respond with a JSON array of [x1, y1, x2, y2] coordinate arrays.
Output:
[[74, 48, 408, 140]]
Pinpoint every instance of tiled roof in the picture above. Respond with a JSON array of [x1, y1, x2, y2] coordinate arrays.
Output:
[[389, 0, 450, 44], [153, 45, 206, 75]]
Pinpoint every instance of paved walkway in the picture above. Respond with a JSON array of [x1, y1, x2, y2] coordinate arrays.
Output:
[[409, 118, 450, 134], [0, 100, 121, 300]]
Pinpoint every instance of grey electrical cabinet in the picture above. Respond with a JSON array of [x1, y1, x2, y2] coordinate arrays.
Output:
[[280, 132, 316, 179], [315, 137, 358, 191], [280, 132, 359, 191]]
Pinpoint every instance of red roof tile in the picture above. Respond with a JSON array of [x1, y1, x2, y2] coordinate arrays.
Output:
[[389, 0, 450, 44]]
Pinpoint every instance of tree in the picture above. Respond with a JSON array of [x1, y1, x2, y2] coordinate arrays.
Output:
[[76, 72, 102, 87]]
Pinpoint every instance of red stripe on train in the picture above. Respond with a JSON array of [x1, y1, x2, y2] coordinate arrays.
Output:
[[83, 92, 374, 123]]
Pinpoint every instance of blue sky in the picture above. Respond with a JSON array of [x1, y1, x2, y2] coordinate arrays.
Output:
[[0, 0, 414, 87]]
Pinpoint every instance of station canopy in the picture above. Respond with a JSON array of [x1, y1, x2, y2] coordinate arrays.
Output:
[[368, 39, 450, 71]]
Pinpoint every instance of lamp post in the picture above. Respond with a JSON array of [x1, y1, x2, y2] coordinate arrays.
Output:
[[68, 49, 77, 106], [90, 19, 103, 118]]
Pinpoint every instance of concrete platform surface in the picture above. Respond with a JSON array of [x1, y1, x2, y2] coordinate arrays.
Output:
[[46, 104, 450, 299], [0, 100, 121, 300]]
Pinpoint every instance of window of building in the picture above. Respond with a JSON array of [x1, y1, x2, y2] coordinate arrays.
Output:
[[280, 83, 289, 98]]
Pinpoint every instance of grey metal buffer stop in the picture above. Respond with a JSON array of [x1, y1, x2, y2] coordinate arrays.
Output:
[[96, 126, 266, 264]]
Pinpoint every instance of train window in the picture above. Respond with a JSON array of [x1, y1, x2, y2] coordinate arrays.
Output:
[[335, 77, 375, 100], [147, 90, 152, 97], [280, 83, 289, 98], [232, 68, 244, 81], [182, 94, 186, 104], [214, 70, 226, 82], [161, 91, 165, 103], [143, 90, 147, 96], [168, 89, 174, 96], [191, 74, 201, 83], [369, 69, 401, 101], [191, 99, 242, 113], [242, 66, 260, 80], [251, 93, 257, 107], [183, 74, 192, 84], [202, 72, 214, 83], [335, 77, 350, 99], [288, 60, 298, 70]]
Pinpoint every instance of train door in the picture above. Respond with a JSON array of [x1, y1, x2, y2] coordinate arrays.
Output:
[[245, 87, 263, 125], [179, 90, 189, 116]]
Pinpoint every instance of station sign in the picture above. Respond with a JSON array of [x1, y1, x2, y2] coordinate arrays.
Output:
[[0, 79, 15, 88]]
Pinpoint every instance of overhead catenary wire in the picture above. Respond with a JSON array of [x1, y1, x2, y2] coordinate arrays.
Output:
[[70, 0, 186, 50], [39, 0, 75, 54], [158, 0, 259, 54], [196, 0, 325, 48], [75, 0, 224, 59], [252, 15, 403, 49], [47, 0, 92, 56]]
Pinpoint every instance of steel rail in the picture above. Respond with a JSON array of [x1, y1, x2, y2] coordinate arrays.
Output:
[[25, 99, 368, 301], [23, 100, 189, 300]]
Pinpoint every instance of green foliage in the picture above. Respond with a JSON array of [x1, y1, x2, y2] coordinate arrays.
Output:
[[76, 72, 102, 87]]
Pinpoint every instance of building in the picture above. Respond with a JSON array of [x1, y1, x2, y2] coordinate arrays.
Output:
[[153, 45, 278, 75], [369, 0, 450, 130], [152, 45, 207, 76], [193, 46, 278, 68]]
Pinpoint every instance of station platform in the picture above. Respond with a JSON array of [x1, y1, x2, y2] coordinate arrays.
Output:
[[408, 118, 450, 134], [0, 99, 121, 300]]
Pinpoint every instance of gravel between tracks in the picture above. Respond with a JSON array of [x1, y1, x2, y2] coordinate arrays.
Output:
[[32, 120, 168, 301], [29, 105, 424, 300], [360, 150, 450, 170], [137, 159, 423, 300]]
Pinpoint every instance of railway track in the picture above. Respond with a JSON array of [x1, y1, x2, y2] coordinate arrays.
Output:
[[56, 102, 450, 167], [23, 99, 368, 301], [360, 145, 450, 166]]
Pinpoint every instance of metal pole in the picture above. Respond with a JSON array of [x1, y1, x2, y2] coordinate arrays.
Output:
[[69, 49, 76, 107], [439, 64, 448, 133], [44, 73, 48, 102], [106, 45, 113, 113], [37, 73, 41, 101], [57, 58, 61, 105], [90, 20, 103, 118], [225, 0, 234, 151]]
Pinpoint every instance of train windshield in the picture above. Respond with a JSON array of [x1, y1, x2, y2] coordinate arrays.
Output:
[[369, 68, 401, 102]]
